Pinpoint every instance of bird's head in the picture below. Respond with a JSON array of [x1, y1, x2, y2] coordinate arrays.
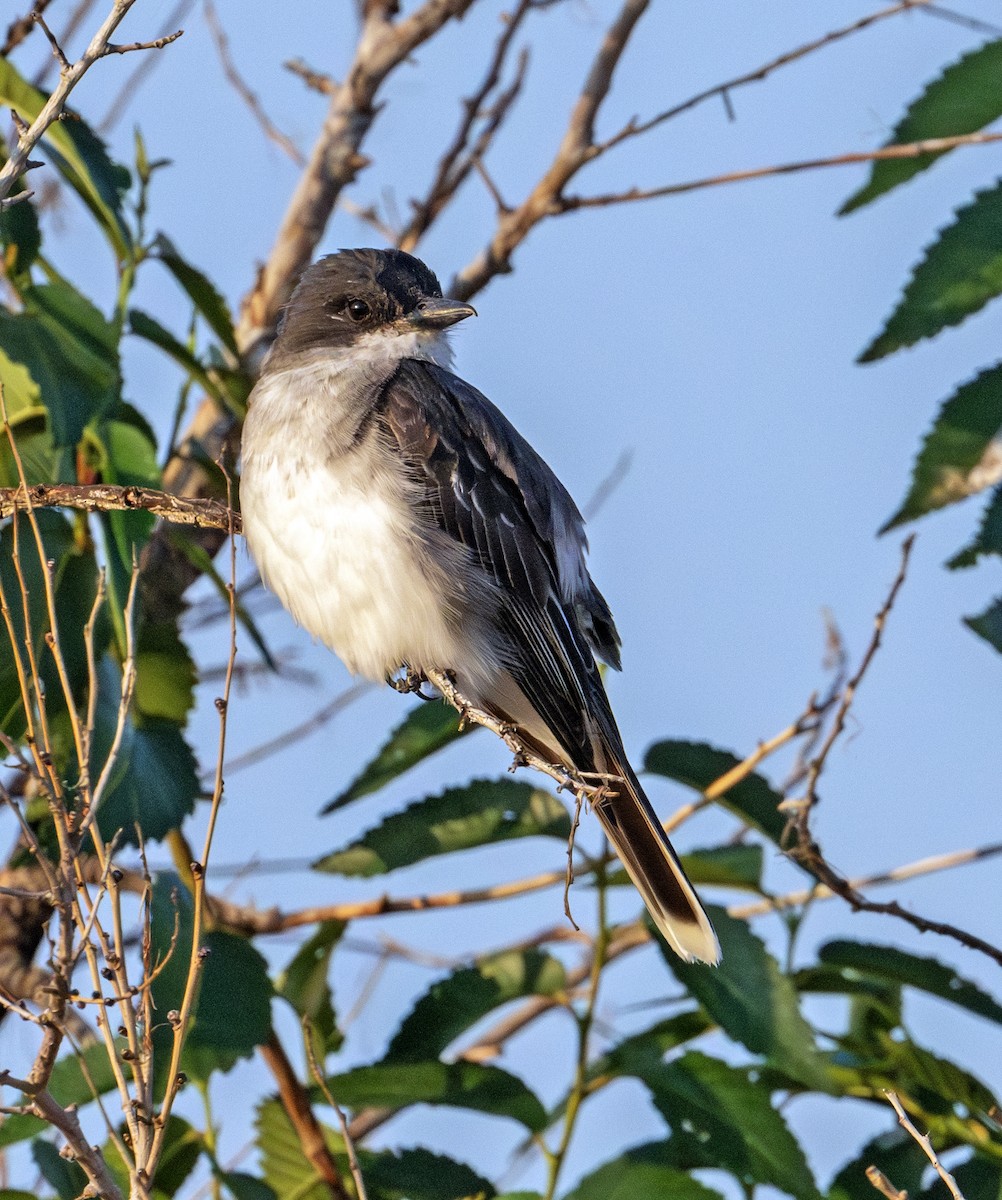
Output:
[[268, 248, 477, 370]]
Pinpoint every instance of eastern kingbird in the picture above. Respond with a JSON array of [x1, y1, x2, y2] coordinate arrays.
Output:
[[240, 248, 719, 964]]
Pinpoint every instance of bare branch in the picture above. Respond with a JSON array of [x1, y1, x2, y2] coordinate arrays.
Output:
[[260, 1032, 353, 1200], [204, 0, 303, 166], [285, 56, 338, 96], [597, 0, 935, 152], [0, 0, 184, 205], [100, 27, 183, 55], [559, 132, 1002, 211], [0, 482, 238, 532], [98, 0, 195, 132], [304, 1021, 370, 1200]]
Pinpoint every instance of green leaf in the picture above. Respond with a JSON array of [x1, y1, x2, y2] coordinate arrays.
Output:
[[149, 873, 273, 1087], [0, 1042, 122, 1149], [364, 1147, 494, 1200], [830, 1129, 928, 1200], [643, 739, 786, 844], [965, 595, 1002, 654], [315, 779, 570, 876], [324, 699, 472, 812], [641, 1052, 821, 1200], [880, 365, 1002, 531], [129, 308, 231, 408], [819, 941, 1002, 1027], [860, 181, 1002, 362], [256, 1098, 336, 1200], [681, 843, 764, 890], [95, 707, 199, 844], [0, 60, 132, 261], [322, 1061, 547, 1131], [657, 906, 830, 1090], [0, 189, 41, 277], [841, 40, 1002, 215], [223, 1173, 279, 1200], [949, 483, 1002, 567], [0, 280, 120, 446], [0, 351, 43, 430], [0, 510, 101, 738], [593, 1011, 714, 1080], [31, 1140, 87, 1200], [386, 948, 566, 1062], [133, 620, 196, 724], [563, 1145, 725, 1200], [275, 920, 345, 1055], [151, 233, 239, 356]]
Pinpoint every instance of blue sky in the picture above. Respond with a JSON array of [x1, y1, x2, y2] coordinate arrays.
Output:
[[9, 0, 1002, 1192]]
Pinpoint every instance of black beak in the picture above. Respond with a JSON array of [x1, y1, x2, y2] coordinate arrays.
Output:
[[409, 296, 477, 330]]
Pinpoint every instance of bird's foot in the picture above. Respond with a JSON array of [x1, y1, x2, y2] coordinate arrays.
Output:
[[387, 667, 436, 700]]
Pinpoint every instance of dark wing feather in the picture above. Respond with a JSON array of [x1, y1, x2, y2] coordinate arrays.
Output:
[[378, 358, 620, 769]]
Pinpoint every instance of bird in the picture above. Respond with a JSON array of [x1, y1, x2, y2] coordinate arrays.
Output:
[[239, 248, 719, 964]]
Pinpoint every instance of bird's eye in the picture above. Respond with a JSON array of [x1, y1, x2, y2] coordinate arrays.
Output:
[[346, 299, 370, 322]]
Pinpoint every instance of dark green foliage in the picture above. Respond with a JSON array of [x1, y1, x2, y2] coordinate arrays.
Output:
[[840, 39, 1002, 214], [324, 698, 472, 811], [385, 948, 567, 1062], [314, 778, 570, 875]]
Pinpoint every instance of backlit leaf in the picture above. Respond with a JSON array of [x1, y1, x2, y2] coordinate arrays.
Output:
[[880, 365, 1002, 531], [563, 1145, 724, 1200]]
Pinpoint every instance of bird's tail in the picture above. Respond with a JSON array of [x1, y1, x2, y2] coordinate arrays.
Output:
[[593, 754, 720, 964]]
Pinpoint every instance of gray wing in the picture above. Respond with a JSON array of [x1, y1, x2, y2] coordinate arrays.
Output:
[[378, 358, 622, 770]]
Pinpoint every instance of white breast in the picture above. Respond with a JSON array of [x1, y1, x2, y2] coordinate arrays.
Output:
[[240, 358, 497, 689]]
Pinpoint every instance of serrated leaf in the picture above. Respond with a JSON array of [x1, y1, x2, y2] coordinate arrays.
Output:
[[681, 843, 764, 890], [881, 366, 1002, 531], [364, 1147, 494, 1200], [563, 1145, 725, 1200], [949, 483, 1002, 567], [322, 1061, 547, 1131], [643, 740, 786, 844], [0, 59, 132, 261], [0, 280, 120, 445], [315, 779, 569, 876], [657, 906, 830, 1090], [152, 233, 238, 355], [149, 873, 273, 1088], [641, 1052, 821, 1200], [256, 1098, 337, 1200], [965, 595, 1002, 654], [829, 1129, 929, 1200], [841, 40, 1002, 215], [95, 705, 199, 845], [861, 182, 1002, 362], [386, 948, 566, 1063], [593, 1011, 713, 1080], [820, 941, 1002, 1026], [275, 921, 344, 1055], [324, 699, 472, 811]]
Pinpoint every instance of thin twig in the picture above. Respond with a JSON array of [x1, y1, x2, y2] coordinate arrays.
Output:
[[560, 132, 1002, 211], [885, 1091, 966, 1200], [866, 1165, 909, 1200], [305, 1018, 369, 1200]]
